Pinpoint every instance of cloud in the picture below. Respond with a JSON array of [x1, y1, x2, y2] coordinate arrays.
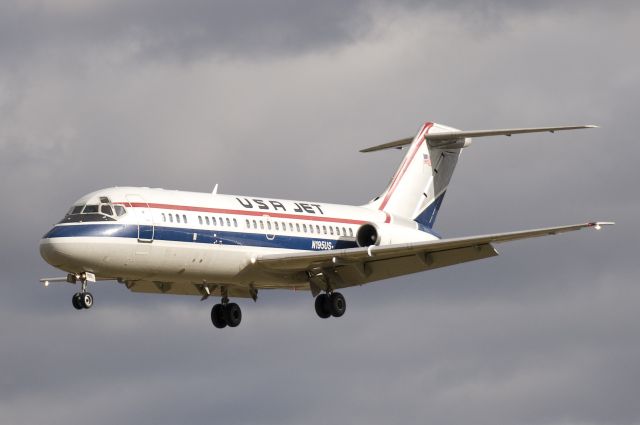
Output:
[[0, 1, 638, 425]]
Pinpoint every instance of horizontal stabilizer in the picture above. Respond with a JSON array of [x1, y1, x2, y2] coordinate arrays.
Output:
[[361, 125, 597, 152]]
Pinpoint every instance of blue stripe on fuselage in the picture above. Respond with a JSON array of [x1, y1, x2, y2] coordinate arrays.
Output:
[[43, 224, 358, 251]]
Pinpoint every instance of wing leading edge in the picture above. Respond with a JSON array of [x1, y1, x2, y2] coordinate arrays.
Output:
[[253, 222, 613, 294]]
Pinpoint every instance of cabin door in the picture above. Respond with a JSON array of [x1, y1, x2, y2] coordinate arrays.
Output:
[[126, 194, 155, 242]]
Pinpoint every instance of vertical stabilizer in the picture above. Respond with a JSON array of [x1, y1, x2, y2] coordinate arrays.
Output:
[[363, 122, 596, 229], [367, 122, 466, 229]]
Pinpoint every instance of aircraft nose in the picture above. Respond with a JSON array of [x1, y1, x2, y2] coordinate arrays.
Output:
[[40, 237, 66, 267], [39, 236, 85, 268]]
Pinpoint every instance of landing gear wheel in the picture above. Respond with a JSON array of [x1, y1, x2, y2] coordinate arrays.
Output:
[[225, 303, 242, 328], [81, 292, 94, 309], [211, 304, 227, 328], [72, 293, 83, 310], [329, 292, 346, 317], [314, 294, 331, 319]]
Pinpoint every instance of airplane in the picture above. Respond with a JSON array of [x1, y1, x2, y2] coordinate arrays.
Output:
[[39, 121, 613, 329]]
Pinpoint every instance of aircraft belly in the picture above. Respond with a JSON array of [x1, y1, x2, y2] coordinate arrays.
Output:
[[122, 240, 249, 281], [122, 245, 311, 296]]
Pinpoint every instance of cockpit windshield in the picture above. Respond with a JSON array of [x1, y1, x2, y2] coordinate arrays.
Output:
[[59, 198, 127, 223]]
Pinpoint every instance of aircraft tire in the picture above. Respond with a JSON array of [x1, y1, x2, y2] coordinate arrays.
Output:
[[329, 292, 346, 317], [81, 292, 94, 309], [211, 304, 227, 328], [72, 293, 83, 310], [225, 303, 242, 328], [314, 294, 331, 319]]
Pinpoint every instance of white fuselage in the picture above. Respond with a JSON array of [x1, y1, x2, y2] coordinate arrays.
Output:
[[40, 187, 437, 294]]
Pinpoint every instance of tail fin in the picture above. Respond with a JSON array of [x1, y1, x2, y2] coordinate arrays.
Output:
[[364, 122, 597, 229], [366, 122, 465, 229]]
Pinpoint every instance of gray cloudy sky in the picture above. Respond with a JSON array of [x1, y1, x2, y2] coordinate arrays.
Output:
[[1, 1, 638, 424]]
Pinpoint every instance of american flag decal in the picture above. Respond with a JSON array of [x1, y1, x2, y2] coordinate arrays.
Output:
[[423, 154, 431, 166]]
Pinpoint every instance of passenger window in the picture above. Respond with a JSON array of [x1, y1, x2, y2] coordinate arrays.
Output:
[[267, 222, 272, 230], [282, 222, 286, 231], [323, 225, 327, 234], [303, 224, 307, 233], [260, 221, 264, 230], [296, 223, 300, 232], [183, 214, 187, 223], [205, 216, 210, 225], [289, 223, 294, 231], [219, 217, 224, 226], [226, 218, 231, 227], [176, 214, 181, 223], [198, 216, 203, 225], [316, 225, 320, 234], [329, 227, 334, 235], [342, 227, 347, 236], [349, 228, 353, 237], [253, 220, 257, 229], [308, 224, 313, 233], [275, 222, 279, 231], [233, 218, 237, 227], [246, 219, 250, 228], [169, 214, 174, 223], [212, 217, 217, 226], [100, 205, 113, 216], [162, 213, 166, 222]]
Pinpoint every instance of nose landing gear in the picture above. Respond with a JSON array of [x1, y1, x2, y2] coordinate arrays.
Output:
[[70, 273, 94, 310], [72, 291, 93, 309]]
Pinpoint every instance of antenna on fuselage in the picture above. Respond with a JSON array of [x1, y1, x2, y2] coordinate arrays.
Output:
[[212, 184, 219, 195]]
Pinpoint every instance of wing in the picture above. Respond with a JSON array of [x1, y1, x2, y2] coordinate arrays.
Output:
[[253, 222, 613, 295]]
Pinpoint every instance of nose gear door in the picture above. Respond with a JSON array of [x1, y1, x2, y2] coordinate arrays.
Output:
[[126, 194, 155, 242]]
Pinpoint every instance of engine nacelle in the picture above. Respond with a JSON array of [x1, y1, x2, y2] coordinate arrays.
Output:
[[356, 223, 381, 247], [356, 222, 437, 247]]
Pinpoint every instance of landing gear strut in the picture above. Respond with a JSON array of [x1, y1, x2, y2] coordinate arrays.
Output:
[[70, 273, 94, 310], [314, 292, 346, 319], [210, 294, 242, 329]]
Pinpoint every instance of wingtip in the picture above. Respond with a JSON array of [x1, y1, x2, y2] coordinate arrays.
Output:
[[589, 221, 615, 230], [585, 124, 600, 128]]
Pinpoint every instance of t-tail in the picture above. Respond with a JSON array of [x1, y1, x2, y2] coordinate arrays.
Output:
[[362, 121, 597, 230]]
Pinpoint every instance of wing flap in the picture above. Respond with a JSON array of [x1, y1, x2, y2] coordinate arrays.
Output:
[[328, 243, 499, 289]]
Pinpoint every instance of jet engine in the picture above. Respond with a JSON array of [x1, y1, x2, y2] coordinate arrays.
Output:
[[356, 222, 438, 247], [356, 223, 380, 247]]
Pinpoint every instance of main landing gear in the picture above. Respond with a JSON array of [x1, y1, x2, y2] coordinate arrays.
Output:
[[69, 273, 94, 310], [314, 292, 346, 319], [210, 297, 242, 329]]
